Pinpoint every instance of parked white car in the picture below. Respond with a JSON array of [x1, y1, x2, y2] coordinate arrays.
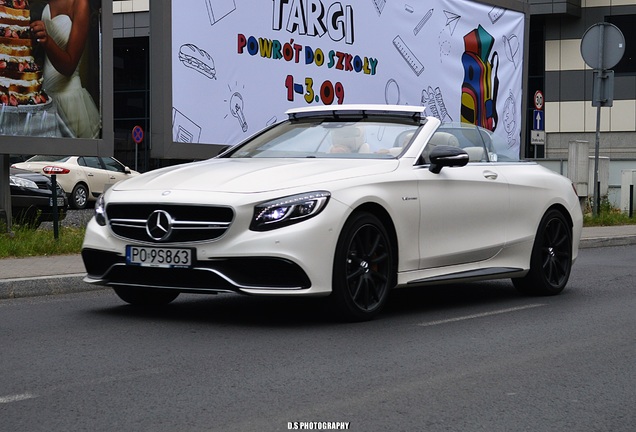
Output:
[[81, 105, 583, 321], [13, 156, 139, 209]]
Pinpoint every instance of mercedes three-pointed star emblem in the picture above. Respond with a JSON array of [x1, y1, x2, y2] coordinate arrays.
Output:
[[146, 210, 173, 241]]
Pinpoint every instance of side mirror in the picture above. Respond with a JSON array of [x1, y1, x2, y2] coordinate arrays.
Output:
[[124, 167, 131, 174], [428, 146, 469, 174]]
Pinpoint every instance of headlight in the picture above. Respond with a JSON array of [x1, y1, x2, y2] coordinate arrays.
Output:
[[9, 175, 38, 189], [250, 191, 330, 231], [95, 194, 107, 226]]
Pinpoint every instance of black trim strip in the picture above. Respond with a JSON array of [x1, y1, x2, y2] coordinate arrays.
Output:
[[407, 267, 524, 285]]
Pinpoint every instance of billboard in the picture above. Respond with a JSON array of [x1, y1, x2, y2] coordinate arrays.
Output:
[[0, 0, 112, 157], [153, 0, 527, 160]]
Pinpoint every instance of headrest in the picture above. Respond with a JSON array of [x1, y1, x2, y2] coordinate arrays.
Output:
[[394, 131, 415, 148], [428, 131, 459, 147], [331, 127, 365, 152]]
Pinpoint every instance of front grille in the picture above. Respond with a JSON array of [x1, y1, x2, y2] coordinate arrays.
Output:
[[35, 179, 63, 194], [106, 203, 234, 243]]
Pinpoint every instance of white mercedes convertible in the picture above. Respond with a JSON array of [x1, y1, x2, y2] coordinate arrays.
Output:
[[82, 105, 583, 321]]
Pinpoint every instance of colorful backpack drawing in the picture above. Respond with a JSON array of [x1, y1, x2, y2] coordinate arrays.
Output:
[[461, 25, 499, 132]]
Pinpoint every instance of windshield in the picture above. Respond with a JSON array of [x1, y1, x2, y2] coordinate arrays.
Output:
[[226, 119, 421, 159], [27, 155, 71, 163]]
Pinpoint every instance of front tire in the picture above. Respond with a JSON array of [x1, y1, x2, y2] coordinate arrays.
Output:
[[330, 212, 395, 321], [113, 287, 180, 306], [513, 209, 572, 296]]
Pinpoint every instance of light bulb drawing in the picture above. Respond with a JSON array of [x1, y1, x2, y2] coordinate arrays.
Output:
[[230, 92, 248, 132]]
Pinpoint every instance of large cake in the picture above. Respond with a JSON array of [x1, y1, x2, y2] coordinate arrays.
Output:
[[0, 0, 47, 106]]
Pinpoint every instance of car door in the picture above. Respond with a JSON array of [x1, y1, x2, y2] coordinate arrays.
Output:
[[415, 138, 509, 270], [78, 156, 111, 197]]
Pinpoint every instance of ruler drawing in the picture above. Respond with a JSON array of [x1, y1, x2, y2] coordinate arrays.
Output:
[[488, 6, 505, 24], [393, 36, 425, 76]]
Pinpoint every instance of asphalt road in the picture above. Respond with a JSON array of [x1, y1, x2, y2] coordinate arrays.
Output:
[[1, 245, 634, 432]]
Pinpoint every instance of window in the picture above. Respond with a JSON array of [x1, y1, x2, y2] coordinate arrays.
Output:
[[607, 15, 636, 74], [114, 37, 149, 171], [102, 157, 125, 173], [80, 157, 102, 169]]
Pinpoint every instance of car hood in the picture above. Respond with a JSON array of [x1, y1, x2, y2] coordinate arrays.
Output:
[[113, 158, 399, 193]]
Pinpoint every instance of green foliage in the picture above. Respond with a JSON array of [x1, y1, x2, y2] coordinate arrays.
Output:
[[0, 224, 85, 259], [583, 196, 636, 226]]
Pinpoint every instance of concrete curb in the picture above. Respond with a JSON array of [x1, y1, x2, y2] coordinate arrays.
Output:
[[579, 235, 636, 249], [0, 274, 104, 300]]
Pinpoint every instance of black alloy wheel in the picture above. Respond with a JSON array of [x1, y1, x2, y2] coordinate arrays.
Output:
[[331, 212, 394, 321], [513, 209, 572, 296]]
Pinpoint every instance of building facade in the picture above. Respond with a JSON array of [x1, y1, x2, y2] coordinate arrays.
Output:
[[112, 1, 636, 178], [113, 1, 151, 171], [531, 0, 636, 162]]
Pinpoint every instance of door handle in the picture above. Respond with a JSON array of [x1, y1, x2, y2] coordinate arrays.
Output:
[[483, 170, 498, 180]]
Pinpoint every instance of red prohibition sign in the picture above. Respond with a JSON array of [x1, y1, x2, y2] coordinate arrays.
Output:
[[132, 125, 144, 144], [534, 91, 544, 111]]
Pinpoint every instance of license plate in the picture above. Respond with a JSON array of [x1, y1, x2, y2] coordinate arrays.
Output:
[[126, 246, 193, 268], [49, 197, 65, 207]]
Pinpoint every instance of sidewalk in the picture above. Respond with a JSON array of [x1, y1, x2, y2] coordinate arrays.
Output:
[[0, 254, 93, 299], [2, 225, 636, 299]]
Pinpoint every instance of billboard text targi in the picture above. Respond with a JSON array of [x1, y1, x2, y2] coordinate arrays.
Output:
[[171, 0, 524, 159]]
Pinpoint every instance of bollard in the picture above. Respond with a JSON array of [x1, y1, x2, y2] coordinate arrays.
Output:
[[51, 174, 59, 240]]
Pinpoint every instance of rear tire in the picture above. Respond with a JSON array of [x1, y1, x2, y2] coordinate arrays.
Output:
[[113, 287, 179, 306], [71, 183, 89, 210], [512, 209, 572, 296], [330, 212, 394, 321]]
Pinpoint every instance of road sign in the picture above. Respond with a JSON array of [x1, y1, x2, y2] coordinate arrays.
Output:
[[580, 23, 625, 70], [592, 70, 614, 107], [533, 110, 544, 131], [531, 130, 545, 146], [534, 90, 544, 110], [581, 22, 625, 217], [132, 125, 144, 144]]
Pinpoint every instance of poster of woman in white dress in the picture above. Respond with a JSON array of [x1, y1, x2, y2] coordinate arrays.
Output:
[[0, 0, 101, 139]]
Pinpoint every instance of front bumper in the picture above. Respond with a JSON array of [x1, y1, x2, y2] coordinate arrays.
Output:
[[83, 249, 311, 294], [81, 196, 350, 296]]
